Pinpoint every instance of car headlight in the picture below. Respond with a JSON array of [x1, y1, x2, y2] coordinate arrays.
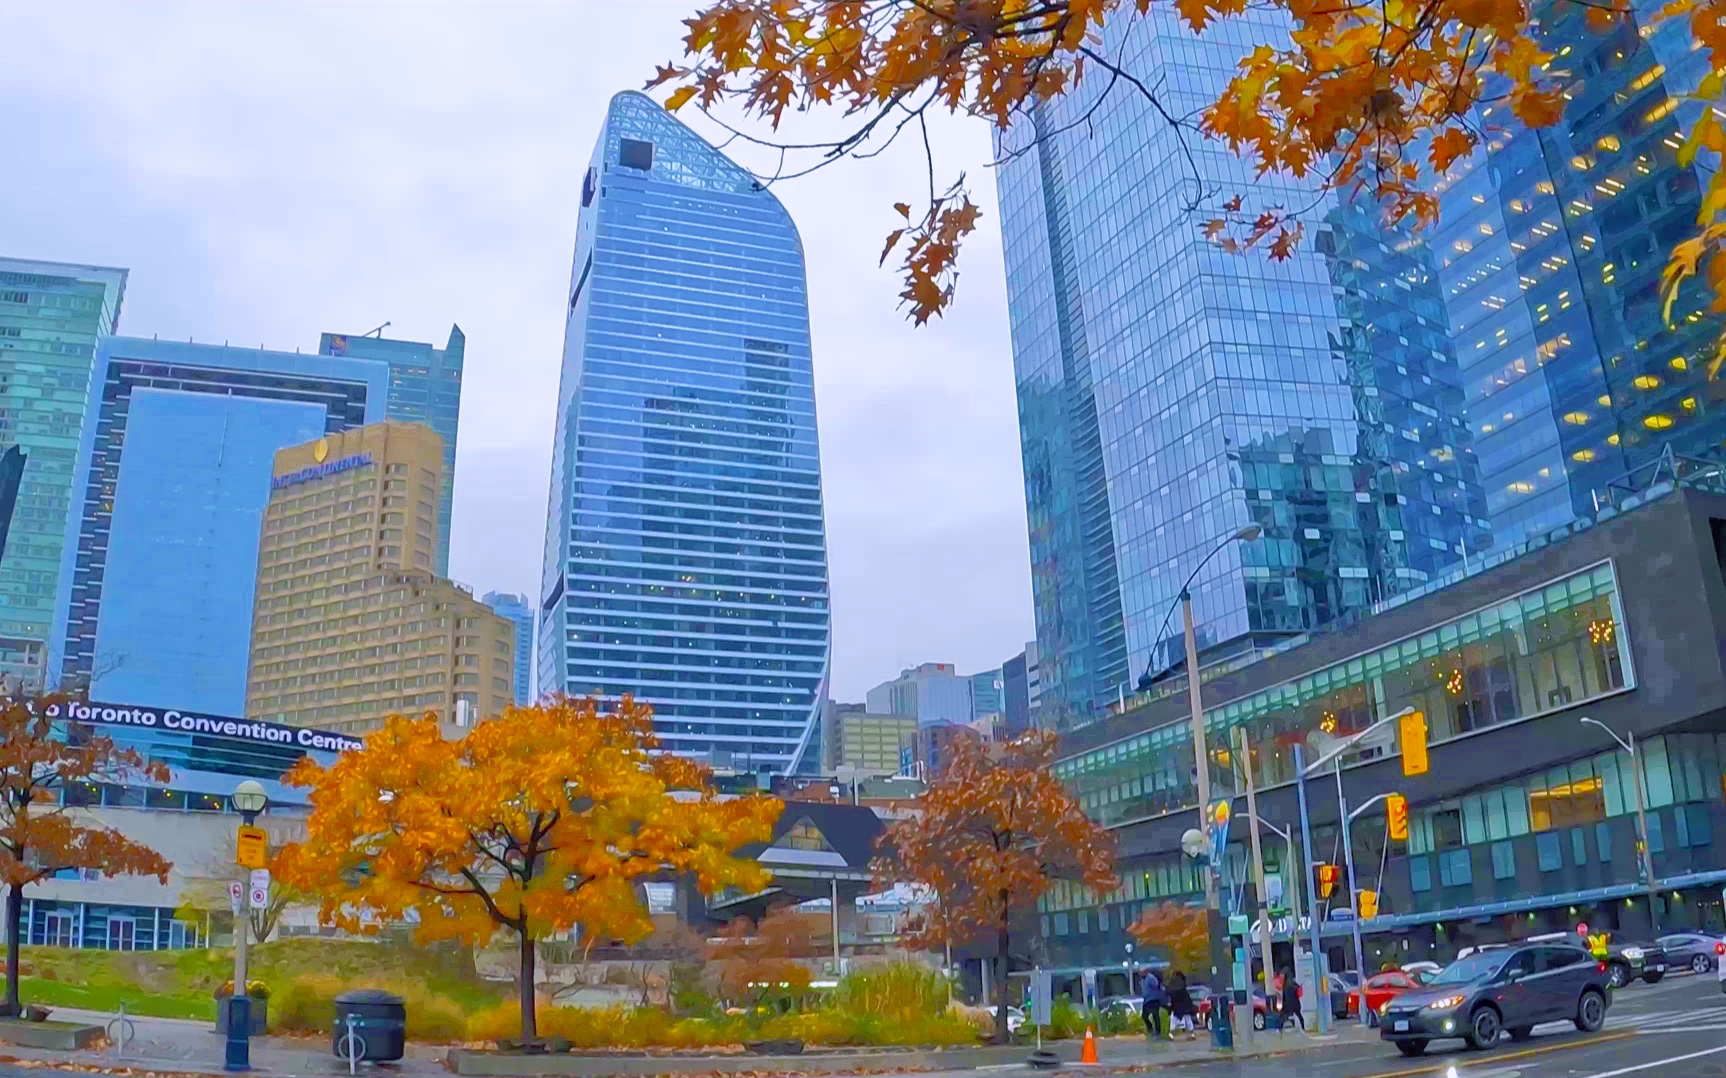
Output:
[[1425, 995, 1467, 1011], [1378, 1001, 1392, 1015], [1623, 947, 1644, 960]]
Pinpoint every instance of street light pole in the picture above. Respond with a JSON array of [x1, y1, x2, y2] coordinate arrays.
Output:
[[1236, 727, 1275, 1023], [226, 780, 268, 1073], [1341, 789, 1392, 1028], [1581, 717, 1659, 934]]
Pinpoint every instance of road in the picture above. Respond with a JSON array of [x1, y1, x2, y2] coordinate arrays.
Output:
[[1166, 970, 1726, 1077]]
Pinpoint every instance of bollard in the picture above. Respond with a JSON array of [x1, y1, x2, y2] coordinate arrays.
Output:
[[223, 995, 251, 1072]]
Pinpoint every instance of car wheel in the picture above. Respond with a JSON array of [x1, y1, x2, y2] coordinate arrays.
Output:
[[1607, 962, 1629, 989], [1575, 989, 1607, 1033], [1252, 1011, 1266, 1031], [1466, 1006, 1502, 1050], [1507, 1026, 1534, 1041], [1694, 955, 1713, 974], [1397, 1040, 1428, 1057], [1643, 970, 1665, 984]]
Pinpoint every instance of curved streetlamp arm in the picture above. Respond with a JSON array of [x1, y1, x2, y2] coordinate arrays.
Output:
[[1136, 526, 1263, 688]]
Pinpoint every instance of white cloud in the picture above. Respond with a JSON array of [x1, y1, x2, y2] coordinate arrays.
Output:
[[0, 0, 1033, 698]]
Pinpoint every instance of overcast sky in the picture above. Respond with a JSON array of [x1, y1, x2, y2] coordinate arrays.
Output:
[[0, 1, 1033, 700]]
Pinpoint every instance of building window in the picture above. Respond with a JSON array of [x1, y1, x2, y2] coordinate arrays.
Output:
[[1439, 848, 1472, 887], [1596, 823, 1613, 862], [1571, 827, 1589, 866], [1647, 813, 1665, 853], [1491, 841, 1516, 880], [1409, 856, 1432, 892]]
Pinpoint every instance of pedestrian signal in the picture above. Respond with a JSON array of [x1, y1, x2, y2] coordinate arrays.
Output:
[[1316, 863, 1341, 900]]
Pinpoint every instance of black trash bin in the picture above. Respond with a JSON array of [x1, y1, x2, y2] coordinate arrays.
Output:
[[332, 989, 406, 1063]]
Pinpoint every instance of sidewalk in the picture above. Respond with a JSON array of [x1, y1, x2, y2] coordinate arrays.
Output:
[[0, 1008, 1379, 1078]]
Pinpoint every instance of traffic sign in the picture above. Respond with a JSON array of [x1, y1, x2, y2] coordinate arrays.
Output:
[[235, 825, 268, 869], [1328, 908, 1356, 922], [250, 884, 269, 910], [1400, 711, 1429, 777], [227, 881, 243, 914]]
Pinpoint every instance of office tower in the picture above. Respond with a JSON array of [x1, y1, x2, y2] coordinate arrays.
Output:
[[481, 591, 534, 706], [49, 338, 389, 713], [538, 91, 831, 772], [823, 701, 918, 776], [1432, 5, 1720, 545], [0, 259, 127, 689], [995, 12, 1486, 723], [319, 327, 464, 575], [1001, 643, 1037, 734], [247, 422, 514, 734], [968, 667, 1004, 720], [865, 662, 973, 726]]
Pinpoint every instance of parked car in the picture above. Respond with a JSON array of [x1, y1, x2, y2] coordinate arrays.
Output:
[[1348, 968, 1430, 1024], [1379, 942, 1610, 1057], [1189, 984, 1214, 1028], [1099, 996, 1141, 1022], [1402, 961, 1443, 978], [1329, 971, 1360, 1020], [1658, 932, 1720, 974]]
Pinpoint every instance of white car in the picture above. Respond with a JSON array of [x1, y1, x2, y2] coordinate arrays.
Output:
[[1401, 961, 1442, 978], [987, 1005, 1026, 1033]]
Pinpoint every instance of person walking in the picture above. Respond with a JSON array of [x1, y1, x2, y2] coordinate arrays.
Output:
[[1139, 969, 1169, 1041], [1167, 972, 1197, 1039], [1278, 966, 1305, 1032]]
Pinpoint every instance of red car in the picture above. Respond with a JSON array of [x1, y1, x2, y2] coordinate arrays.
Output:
[[1347, 969, 1429, 1022]]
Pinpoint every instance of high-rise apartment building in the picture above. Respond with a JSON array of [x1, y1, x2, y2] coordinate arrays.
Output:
[[481, 591, 534, 706], [247, 422, 514, 734], [318, 328, 465, 575], [0, 259, 127, 689], [995, 12, 1487, 723], [1432, 4, 1720, 545], [537, 91, 831, 772], [49, 338, 389, 713]]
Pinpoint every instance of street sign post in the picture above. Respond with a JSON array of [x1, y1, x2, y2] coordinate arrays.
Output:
[[235, 825, 268, 870]]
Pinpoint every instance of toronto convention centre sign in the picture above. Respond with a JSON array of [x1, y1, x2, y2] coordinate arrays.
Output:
[[45, 701, 362, 754]]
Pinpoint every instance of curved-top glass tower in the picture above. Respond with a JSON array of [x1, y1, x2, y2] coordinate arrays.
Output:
[[538, 91, 831, 772]]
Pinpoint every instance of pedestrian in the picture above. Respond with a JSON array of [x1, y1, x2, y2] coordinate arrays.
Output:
[[1279, 966, 1305, 1032], [1139, 969, 1169, 1040], [1167, 971, 1197, 1039]]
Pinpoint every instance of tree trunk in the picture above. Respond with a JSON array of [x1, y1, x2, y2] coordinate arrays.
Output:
[[517, 928, 537, 1041], [4, 883, 21, 1017], [995, 893, 1011, 1043]]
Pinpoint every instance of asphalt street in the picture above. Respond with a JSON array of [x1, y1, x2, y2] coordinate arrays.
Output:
[[1153, 969, 1726, 1077]]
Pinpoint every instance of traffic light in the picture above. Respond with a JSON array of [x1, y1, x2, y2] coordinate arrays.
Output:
[[1358, 889, 1379, 920], [1401, 710, 1429, 777], [1387, 793, 1409, 842], [1316, 863, 1341, 900]]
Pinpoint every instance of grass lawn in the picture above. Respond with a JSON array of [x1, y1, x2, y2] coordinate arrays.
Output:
[[8, 938, 504, 1026]]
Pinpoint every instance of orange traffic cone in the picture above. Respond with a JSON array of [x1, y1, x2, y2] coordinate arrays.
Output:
[[1081, 1026, 1099, 1064]]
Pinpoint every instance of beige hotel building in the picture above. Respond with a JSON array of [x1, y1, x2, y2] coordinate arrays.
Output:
[[245, 422, 515, 735]]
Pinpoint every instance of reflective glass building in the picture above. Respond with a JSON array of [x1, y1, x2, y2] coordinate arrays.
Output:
[[318, 327, 465, 575], [537, 91, 831, 772], [49, 338, 389, 714], [0, 259, 127, 689], [1431, 2, 1720, 545], [995, 12, 1487, 725], [482, 590, 534, 706]]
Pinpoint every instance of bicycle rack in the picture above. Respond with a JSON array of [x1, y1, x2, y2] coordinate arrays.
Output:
[[105, 1004, 137, 1059]]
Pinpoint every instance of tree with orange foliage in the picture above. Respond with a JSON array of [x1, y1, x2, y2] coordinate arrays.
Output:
[[654, 0, 1726, 357], [1128, 902, 1209, 976], [0, 692, 172, 1015], [275, 696, 782, 1041], [874, 729, 1115, 1041], [708, 905, 827, 1009]]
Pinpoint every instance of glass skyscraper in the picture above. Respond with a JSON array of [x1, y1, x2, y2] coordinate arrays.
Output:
[[481, 590, 534, 707], [318, 327, 464, 575], [0, 259, 127, 689], [1432, 2, 1720, 544], [996, 12, 1487, 724], [49, 338, 388, 714], [537, 91, 831, 772]]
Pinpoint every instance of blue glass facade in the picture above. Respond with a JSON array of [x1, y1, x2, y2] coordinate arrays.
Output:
[[482, 590, 534, 706], [319, 327, 465, 575], [50, 338, 388, 712], [1432, 2, 1720, 545], [538, 91, 830, 772], [0, 259, 127, 689], [995, 12, 1486, 725]]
